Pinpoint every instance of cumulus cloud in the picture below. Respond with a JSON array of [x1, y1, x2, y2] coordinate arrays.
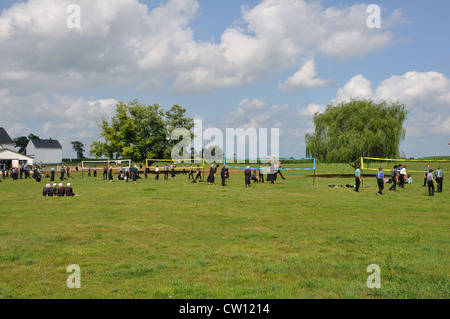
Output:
[[298, 103, 326, 117], [278, 59, 335, 91], [333, 74, 374, 103], [0, 92, 117, 155], [0, 0, 404, 95]]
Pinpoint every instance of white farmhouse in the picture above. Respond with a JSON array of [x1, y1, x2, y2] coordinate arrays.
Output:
[[26, 139, 63, 164]]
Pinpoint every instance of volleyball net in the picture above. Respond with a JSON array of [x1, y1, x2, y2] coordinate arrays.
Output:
[[145, 158, 205, 172], [32, 162, 65, 172], [223, 157, 316, 171], [81, 159, 132, 170], [360, 156, 450, 176]]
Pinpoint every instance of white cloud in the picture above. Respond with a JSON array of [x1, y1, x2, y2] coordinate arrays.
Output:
[[0, 0, 403, 95], [376, 71, 450, 111], [298, 104, 326, 117], [239, 98, 268, 110], [278, 59, 334, 91], [333, 74, 374, 103]]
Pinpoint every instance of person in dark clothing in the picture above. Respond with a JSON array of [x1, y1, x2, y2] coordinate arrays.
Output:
[[108, 166, 113, 183], [50, 168, 55, 182], [164, 165, 169, 180], [188, 164, 194, 179], [389, 165, 399, 191], [171, 165, 176, 179], [66, 166, 71, 178], [245, 166, 252, 187], [251, 170, 259, 183], [221, 165, 227, 186], [60, 167, 65, 181], [427, 169, 438, 196], [397, 164, 405, 188], [207, 165, 215, 185], [57, 183, 66, 197], [65, 183, 78, 196], [93, 167, 97, 178], [132, 165, 138, 184], [376, 167, 385, 196], [258, 164, 264, 183], [434, 166, 444, 193], [50, 183, 57, 197], [194, 165, 202, 180], [43, 184, 52, 197], [277, 161, 286, 180], [36, 169, 41, 183], [103, 166, 108, 180]]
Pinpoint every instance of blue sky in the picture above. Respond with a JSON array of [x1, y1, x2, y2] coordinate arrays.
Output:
[[0, 0, 449, 159]]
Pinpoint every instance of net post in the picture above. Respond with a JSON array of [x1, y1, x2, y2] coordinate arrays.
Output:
[[361, 157, 364, 188], [313, 158, 316, 186]]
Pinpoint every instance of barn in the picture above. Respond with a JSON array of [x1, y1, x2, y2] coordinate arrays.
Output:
[[26, 138, 63, 164]]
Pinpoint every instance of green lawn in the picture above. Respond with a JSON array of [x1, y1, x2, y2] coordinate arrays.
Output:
[[0, 164, 448, 299]]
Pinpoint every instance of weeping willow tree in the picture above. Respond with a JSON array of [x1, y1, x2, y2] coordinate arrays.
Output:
[[305, 99, 408, 164]]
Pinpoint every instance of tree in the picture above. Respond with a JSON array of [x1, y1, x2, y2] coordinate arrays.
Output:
[[305, 99, 408, 164], [90, 100, 194, 162], [71, 141, 85, 159], [13, 133, 40, 154]]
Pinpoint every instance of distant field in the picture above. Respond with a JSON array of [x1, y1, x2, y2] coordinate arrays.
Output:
[[0, 163, 448, 299]]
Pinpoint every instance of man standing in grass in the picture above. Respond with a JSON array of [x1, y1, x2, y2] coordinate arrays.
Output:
[[245, 166, 252, 188], [376, 167, 385, 196], [221, 164, 227, 186], [389, 165, 399, 191], [355, 165, 361, 192], [164, 164, 169, 180], [424, 164, 430, 186], [155, 165, 160, 180], [188, 164, 194, 179], [434, 166, 444, 193], [259, 163, 265, 183], [427, 169, 438, 196]]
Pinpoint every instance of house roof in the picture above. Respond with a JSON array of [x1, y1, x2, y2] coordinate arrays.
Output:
[[0, 148, 34, 160], [0, 127, 13, 144], [30, 139, 62, 149]]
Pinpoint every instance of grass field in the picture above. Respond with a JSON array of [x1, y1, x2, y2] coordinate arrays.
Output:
[[0, 163, 448, 299]]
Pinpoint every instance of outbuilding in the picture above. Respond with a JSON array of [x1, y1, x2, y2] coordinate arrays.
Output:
[[26, 139, 63, 164]]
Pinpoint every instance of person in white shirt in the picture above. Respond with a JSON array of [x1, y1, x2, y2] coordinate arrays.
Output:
[[399, 165, 407, 188]]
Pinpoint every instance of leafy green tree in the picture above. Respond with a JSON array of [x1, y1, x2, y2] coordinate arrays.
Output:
[[13, 133, 40, 154], [90, 100, 194, 162], [305, 99, 408, 163], [71, 141, 85, 159]]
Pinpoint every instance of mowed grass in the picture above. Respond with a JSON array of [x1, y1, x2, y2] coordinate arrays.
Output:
[[0, 164, 448, 299]]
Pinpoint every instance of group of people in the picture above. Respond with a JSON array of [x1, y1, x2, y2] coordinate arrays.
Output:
[[100, 165, 140, 184], [42, 183, 78, 197], [203, 161, 287, 188], [354, 164, 444, 196]]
